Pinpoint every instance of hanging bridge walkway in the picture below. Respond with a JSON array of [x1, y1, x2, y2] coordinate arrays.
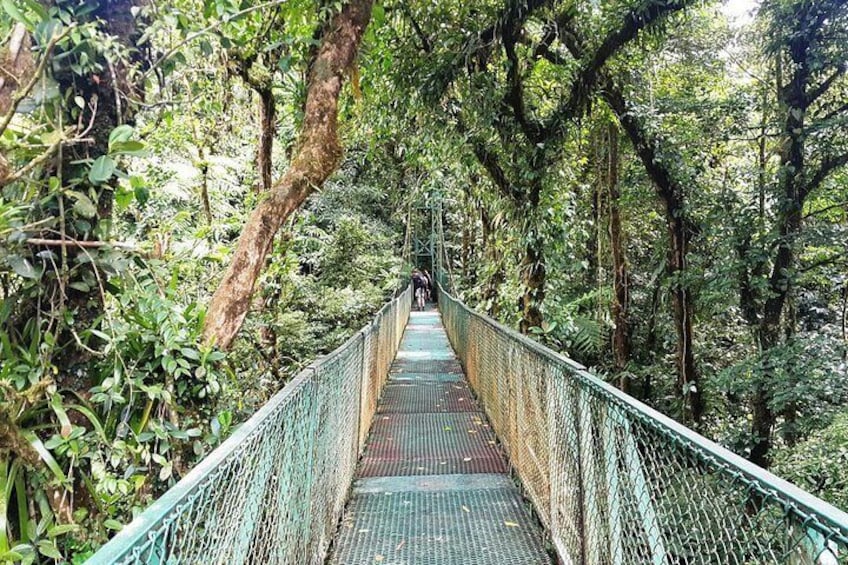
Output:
[[87, 284, 848, 564], [328, 306, 550, 563]]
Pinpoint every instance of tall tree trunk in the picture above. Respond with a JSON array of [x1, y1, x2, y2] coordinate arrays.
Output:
[[751, 200, 803, 466], [757, 82, 768, 224], [607, 122, 631, 390], [642, 271, 664, 399], [519, 178, 546, 334], [203, 0, 373, 349], [461, 191, 471, 282], [750, 24, 808, 468], [481, 206, 504, 316], [604, 82, 703, 425], [841, 282, 847, 362], [47, 0, 146, 386], [519, 235, 546, 334], [737, 81, 773, 328], [586, 181, 600, 289], [667, 216, 703, 424], [257, 87, 276, 192]]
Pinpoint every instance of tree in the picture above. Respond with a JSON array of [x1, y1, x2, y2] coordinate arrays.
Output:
[[745, 0, 848, 467], [203, 0, 374, 349]]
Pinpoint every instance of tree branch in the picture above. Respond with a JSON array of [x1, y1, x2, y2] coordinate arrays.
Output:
[[502, 20, 545, 143], [799, 253, 844, 273], [528, 15, 575, 65], [471, 142, 523, 203], [804, 200, 848, 219], [450, 106, 524, 203], [400, 5, 432, 53], [600, 74, 697, 235], [804, 152, 848, 199], [472, 0, 552, 52], [26, 238, 139, 251], [540, 0, 695, 137], [806, 63, 846, 106], [143, 0, 291, 81], [816, 101, 848, 123], [0, 128, 75, 188]]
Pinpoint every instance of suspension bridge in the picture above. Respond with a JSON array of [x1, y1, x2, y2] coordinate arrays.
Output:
[[85, 246, 848, 563]]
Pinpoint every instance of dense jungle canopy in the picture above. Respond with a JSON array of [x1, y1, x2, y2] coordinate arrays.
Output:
[[1, 0, 847, 561]]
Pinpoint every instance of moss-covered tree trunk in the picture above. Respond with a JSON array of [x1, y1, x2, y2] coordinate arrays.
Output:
[[257, 87, 276, 192], [203, 0, 373, 349], [607, 122, 631, 390], [519, 237, 546, 333]]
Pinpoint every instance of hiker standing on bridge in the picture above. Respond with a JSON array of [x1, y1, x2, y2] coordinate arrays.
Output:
[[412, 269, 427, 311], [423, 269, 433, 301]]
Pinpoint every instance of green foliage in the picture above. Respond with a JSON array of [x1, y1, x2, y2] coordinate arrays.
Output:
[[774, 412, 848, 510], [0, 255, 231, 560]]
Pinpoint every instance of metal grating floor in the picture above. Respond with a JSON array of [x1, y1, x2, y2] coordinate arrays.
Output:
[[389, 359, 464, 374], [328, 309, 552, 564], [359, 413, 506, 477], [377, 382, 476, 413], [330, 482, 550, 564], [388, 372, 464, 383]]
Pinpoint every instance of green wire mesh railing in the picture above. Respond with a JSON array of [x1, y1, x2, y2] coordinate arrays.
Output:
[[437, 282, 848, 565], [86, 285, 412, 565]]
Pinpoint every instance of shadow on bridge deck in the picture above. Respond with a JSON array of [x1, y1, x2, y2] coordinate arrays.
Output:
[[328, 307, 552, 564]]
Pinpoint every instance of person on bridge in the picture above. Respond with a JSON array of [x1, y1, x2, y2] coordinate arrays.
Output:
[[423, 269, 433, 301], [412, 269, 427, 311]]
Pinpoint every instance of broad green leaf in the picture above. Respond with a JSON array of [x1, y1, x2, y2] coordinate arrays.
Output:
[[68, 280, 91, 292], [108, 125, 134, 148], [7, 255, 42, 280], [23, 432, 66, 484], [104, 519, 122, 531], [88, 155, 116, 184], [50, 394, 72, 438], [115, 185, 134, 210], [110, 140, 146, 156], [134, 184, 150, 206], [371, 3, 385, 26], [36, 540, 62, 560], [47, 524, 79, 537]]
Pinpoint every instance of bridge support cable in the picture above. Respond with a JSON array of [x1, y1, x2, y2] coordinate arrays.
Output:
[[86, 286, 412, 565], [436, 281, 848, 564]]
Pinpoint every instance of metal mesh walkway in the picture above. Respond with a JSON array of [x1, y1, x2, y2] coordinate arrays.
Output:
[[328, 309, 552, 564]]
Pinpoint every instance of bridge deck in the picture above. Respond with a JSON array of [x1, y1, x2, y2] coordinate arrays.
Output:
[[328, 308, 552, 564]]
